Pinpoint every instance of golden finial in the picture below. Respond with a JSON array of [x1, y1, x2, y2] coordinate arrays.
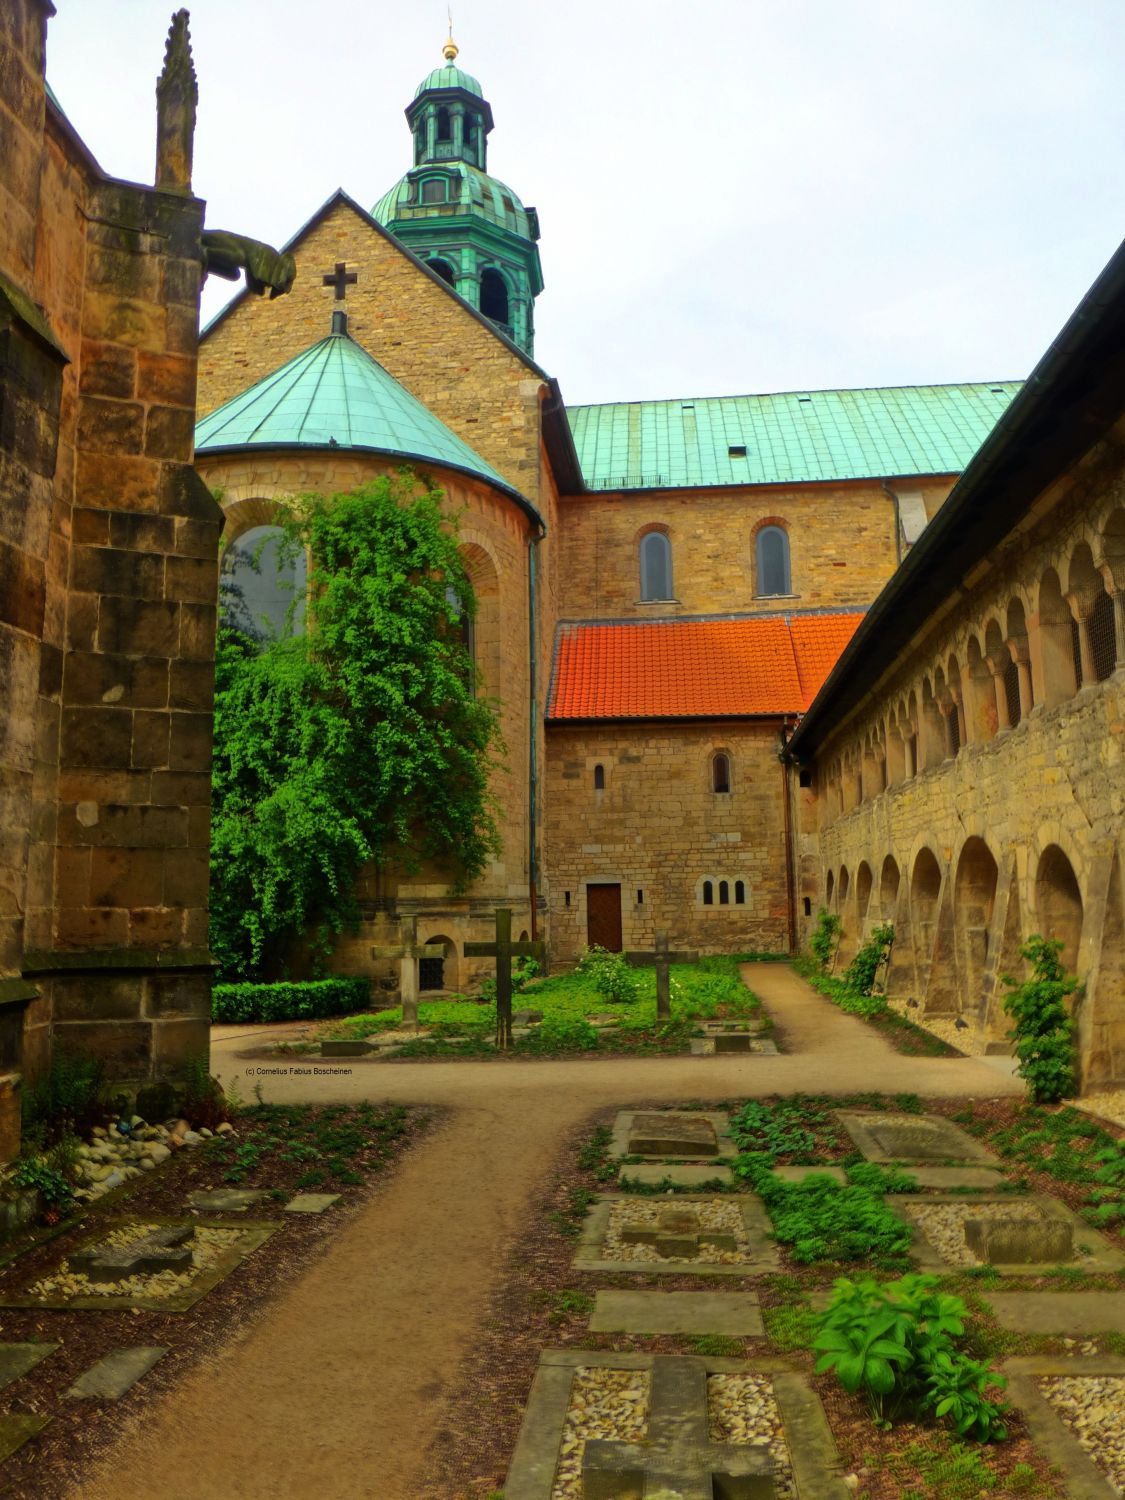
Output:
[[443, 7, 458, 62]]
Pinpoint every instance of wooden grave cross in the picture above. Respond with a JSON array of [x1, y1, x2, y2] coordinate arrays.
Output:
[[463, 907, 544, 1050], [626, 931, 697, 1021], [371, 917, 445, 1027]]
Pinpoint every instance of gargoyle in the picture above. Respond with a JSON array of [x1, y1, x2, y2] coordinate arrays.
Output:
[[201, 231, 297, 299]]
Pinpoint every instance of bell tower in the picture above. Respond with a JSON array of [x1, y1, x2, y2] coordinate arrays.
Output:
[[372, 35, 544, 356]]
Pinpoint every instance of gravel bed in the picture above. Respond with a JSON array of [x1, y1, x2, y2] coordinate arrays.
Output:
[[885, 999, 987, 1055], [1040, 1376, 1125, 1494], [903, 1200, 1049, 1267], [26, 1223, 245, 1302], [1080, 1090, 1125, 1130], [603, 1200, 750, 1264], [708, 1374, 798, 1499], [551, 1366, 648, 1499]]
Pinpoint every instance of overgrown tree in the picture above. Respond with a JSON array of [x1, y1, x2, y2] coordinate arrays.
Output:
[[210, 472, 501, 978]]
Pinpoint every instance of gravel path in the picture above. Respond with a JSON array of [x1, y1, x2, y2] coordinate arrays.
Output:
[[67, 964, 1023, 1500]]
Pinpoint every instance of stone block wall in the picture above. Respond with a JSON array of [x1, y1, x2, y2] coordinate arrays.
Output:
[[544, 721, 791, 965]]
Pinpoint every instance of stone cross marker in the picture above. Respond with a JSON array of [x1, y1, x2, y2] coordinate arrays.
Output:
[[583, 1355, 776, 1499], [464, 907, 545, 1049], [654, 930, 672, 1019], [371, 917, 445, 1027], [322, 261, 357, 300], [70, 1225, 194, 1284]]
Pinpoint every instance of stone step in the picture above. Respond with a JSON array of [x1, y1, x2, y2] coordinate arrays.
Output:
[[590, 1290, 764, 1336], [66, 1346, 168, 1400]]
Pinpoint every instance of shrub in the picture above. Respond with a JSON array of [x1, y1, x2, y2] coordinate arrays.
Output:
[[211, 977, 371, 1024], [520, 1015, 598, 1052], [10, 1155, 74, 1215], [809, 908, 842, 970], [734, 1155, 912, 1265], [22, 1052, 105, 1148], [479, 955, 540, 1006], [813, 1273, 1008, 1441], [1002, 937, 1078, 1103], [577, 946, 639, 1005], [179, 1056, 231, 1131], [843, 923, 895, 996]]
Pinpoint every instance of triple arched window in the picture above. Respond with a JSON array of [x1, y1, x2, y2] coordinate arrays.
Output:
[[639, 532, 673, 601], [756, 526, 791, 596]]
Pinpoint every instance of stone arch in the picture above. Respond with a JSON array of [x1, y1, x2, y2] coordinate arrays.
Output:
[[954, 837, 999, 1011], [220, 495, 288, 543], [855, 860, 873, 933], [825, 868, 835, 910], [419, 932, 457, 992], [1005, 597, 1031, 721], [880, 855, 900, 920], [1034, 844, 1083, 974], [918, 677, 945, 770], [1084, 850, 1125, 1086], [909, 846, 945, 1003], [459, 540, 501, 701], [1034, 566, 1079, 707]]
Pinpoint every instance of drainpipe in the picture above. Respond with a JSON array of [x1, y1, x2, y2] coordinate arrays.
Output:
[[527, 529, 544, 943], [779, 720, 798, 955]]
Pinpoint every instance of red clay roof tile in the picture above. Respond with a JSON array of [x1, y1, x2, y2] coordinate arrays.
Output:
[[548, 612, 863, 721]]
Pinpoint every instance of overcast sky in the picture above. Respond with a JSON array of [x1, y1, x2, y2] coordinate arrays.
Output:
[[45, 0, 1125, 406]]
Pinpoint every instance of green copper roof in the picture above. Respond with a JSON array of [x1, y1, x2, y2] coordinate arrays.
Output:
[[414, 64, 483, 99], [372, 162, 535, 239], [195, 325, 534, 511], [567, 383, 1023, 491]]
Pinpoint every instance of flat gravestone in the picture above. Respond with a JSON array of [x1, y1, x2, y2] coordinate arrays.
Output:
[[988, 1293, 1125, 1335], [283, 1193, 340, 1214], [619, 1163, 735, 1189], [966, 1217, 1074, 1265], [905, 1165, 1006, 1189], [591, 1291, 764, 1336], [576, 1195, 780, 1277], [836, 1110, 999, 1164], [689, 1036, 778, 1056], [66, 1346, 168, 1400], [503, 1350, 849, 1500], [320, 1040, 371, 1057], [0, 1414, 51, 1463], [69, 1225, 193, 1283], [610, 1110, 734, 1162], [0, 1343, 58, 1389], [186, 1189, 268, 1212], [898, 1194, 1125, 1276]]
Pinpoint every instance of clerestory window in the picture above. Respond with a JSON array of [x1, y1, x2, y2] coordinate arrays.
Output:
[[639, 531, 673, 601], [756, 525, 791, 596]]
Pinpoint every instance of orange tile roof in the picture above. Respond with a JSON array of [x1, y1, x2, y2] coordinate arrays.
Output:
[[548, 612, 864, 721]]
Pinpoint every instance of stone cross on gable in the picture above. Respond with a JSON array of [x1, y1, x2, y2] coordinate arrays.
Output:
[[371, 917, 445, 1027], [583, 1356, 776, 1498], [322, 261, 357, 300], [464, 907, 545, 1050]]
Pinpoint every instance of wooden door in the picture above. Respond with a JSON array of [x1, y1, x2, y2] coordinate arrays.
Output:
[[586, 883, 623, 952]]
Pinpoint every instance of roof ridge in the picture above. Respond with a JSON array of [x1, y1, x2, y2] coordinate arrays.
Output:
[[567, 380, 1024, 412]]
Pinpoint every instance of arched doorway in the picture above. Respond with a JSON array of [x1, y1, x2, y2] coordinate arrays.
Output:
[[1035, 846, 1083, 973], [955, 838, 999, 1009]]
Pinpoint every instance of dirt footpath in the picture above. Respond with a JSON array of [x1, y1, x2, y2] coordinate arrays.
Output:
[[68, 966, 1022, 1500]]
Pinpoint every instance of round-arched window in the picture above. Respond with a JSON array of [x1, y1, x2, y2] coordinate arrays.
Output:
[[756, 526, 791, 596], [639, 532, 673, 601], [220, 525, 306, 643]]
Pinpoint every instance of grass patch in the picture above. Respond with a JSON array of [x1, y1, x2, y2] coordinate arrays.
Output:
[[213, 1101, 410, 1190], [792, 956, 959, 1056], [989, 1105, 1124, 1227], [762, 1301, 818, 1351], [691, 1333, 744, 1357], [867, 1442, 1048, 1498]]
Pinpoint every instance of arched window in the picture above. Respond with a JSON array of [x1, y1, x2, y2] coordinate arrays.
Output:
[[1091, 589, 1116, 682], [712, 753, 731, 794], [414, 128, 426, 164], [593, 764, 605, 790], [702, 881, 714, 906], [220, 525, 306, 644], [436, 107, 451, 142], [734, 880, 746, 905], [719, 880, 730, 905], [639, 531, 672, 601], [480, 268, 509, 326], [428, 257, 456, 286], [756, 526, 791, 596], [421, 178, 446, 204]]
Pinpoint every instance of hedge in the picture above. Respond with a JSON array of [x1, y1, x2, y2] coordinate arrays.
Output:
[[211, 978, 371, 1024]]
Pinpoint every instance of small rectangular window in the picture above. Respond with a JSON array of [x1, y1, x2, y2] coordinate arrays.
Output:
[[803, 897, 812, 916], [636, 889, 644, 905], [564, 891, 571, 908], [728, 444, 747, 458], [799, 768, 812, 788]]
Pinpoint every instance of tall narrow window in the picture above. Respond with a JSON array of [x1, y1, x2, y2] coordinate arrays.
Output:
[[480, 269, 509, 326], [421, 179, 446, 204], [639, 532, 672, 601], [719, 880, 730, 906], [428, 257, 456, 286], [436, 107, 451, 142], [712, 753, 731, 794], [702, 881, 714, 906], [593, 764, 605, 790], [756, 526, 791, 596], [735, 880, 746, 905]]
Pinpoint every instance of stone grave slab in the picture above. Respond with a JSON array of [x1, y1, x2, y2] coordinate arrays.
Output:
[[186, 1189, 269, 1212], [0, 1414, 51, 1463], [618, 1162, 735, 1189], [69, 1224, 193, 1282], [772, 1165, 847, 1185], [591, 1291, 764, 1336], [503, 1350, 849, 1500], [0, 1217, 279, 1313], [66, 1346, 168, 1400], [320, 1040, 372, 1057], [575, 1195, 779, 1276], [987, 1292, 1125, 1335], [0, 1342, 58, 1389], [283, 1193, 340, 1214], [610, 1110, 734, 1162], [904, 1165, 1006, 1189], [835, 1110, 999, 1164], [966, 1217, 1073, 1265], [894, 1194, 1125, 1276], [1003, 1355, 1125, 1500], [689, 1035, 778, 1056]]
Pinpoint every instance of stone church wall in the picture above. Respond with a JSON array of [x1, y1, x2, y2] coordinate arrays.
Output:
[[554, 478, 954, 621], [808, 430, 1125, 1088], [544, 721, 791, 966]]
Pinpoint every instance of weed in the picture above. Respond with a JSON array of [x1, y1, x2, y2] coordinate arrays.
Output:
[[762, 1303, 818, 1351], [691, 1334, 744, 1357], [549, 1187, 595, 1239], [548, 1289, 594, 1325]]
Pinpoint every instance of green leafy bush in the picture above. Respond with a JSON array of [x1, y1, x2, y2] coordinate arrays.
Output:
[[729, 1098, 840, 1163], [577, 946, 640, 1005], [809, 908, 841, 969], [519, 1015, 598, 1052], [1002, 936, 1078, 1102], [212, 977, 371, 1024], [813, 1273, 1008, 1441], [10, 1155, 74, 1213], [843, 923, 895, 996], [735, 1155, 912, 1265], [479, 955, 540, 1007]]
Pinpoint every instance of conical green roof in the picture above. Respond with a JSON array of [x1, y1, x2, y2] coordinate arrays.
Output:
[[414, 63, 483, 99], [195, 324, 535, 513]]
